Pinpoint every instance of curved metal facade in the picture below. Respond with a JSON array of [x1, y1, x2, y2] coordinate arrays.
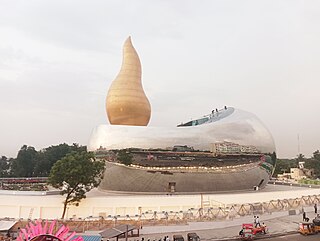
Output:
[[99, 161, 272, 193], [89, 107, 276, 193]]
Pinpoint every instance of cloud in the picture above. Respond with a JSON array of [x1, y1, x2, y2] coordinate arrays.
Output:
[[0, 0, 319, 158]]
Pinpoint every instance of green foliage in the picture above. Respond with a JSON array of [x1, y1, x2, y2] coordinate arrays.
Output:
[[48, 150, 105, 219], [3, 143, 86, 178], [273, 151, 320, 179], [35, 143, 86, 176], [273, 158, 298, 177], [11, 145, 38, 177], [298, 179, 320, 185], [117, 149, 133, 165], [0, 156, 12, 177], [313, 150, 320, 161], [297, 153, 306, 162], [304, 159, 320, 178]]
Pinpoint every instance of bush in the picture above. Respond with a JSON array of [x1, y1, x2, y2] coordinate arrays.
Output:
[[117, 150, 133, 165]]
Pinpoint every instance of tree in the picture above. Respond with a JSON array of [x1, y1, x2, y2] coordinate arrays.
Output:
[[48, 151, 105, 219], [117, 149, 133, 165], [35, 143, 86, 176], [4, 143, 87, 178], [297, 153, 305, 162], [304, 159, 320, 178], [11, 145, 38, 177], [313, 150, 320, 161], [273, 158, 298, 177], [0, 156, 10, 177]]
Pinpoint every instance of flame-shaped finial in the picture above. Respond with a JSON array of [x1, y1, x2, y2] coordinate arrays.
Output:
[[106, 36, 151, 126]]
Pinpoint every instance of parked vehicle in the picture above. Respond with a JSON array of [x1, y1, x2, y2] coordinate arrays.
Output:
[[187, 233, 200, 241], [299, 222, 320, 235], [239, 223, 254, 240], [239, 223, 267, 240], [173, 235, 184, 241]]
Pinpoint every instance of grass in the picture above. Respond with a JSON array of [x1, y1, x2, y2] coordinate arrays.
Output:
[[298, 179, 320, 185]]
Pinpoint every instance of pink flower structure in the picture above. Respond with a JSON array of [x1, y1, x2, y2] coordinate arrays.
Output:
[[17, 220, 83, 241]]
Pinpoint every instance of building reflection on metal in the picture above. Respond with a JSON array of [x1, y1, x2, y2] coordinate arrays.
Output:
[[90, 107, 275, 154], [89, 107, 276, 193]]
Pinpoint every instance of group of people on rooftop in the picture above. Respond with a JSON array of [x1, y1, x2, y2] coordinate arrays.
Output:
[[211, 106, 227, 117]]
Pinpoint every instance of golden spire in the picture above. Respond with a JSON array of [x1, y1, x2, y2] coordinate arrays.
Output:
[[106, 37, 151, 126]]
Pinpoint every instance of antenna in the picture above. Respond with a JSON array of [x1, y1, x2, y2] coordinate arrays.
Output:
[[297, 133, 300, 155]]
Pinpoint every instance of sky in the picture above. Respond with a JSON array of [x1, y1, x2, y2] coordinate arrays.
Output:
[[0, 0, 319, 159]]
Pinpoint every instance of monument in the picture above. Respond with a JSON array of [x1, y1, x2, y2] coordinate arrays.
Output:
[[88, 37, 276, 193], [106, 37, 151, 126]]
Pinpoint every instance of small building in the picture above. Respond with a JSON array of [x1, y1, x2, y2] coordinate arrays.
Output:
[[278, 167, 314, 181], [99, 224, 139, 241], [210, 141, 259, 156], [290, 168, 313, 181], [277, 172, 291, 180], [0, 220, 18, 239]]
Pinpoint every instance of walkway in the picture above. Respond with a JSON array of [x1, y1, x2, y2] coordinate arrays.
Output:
[[135, 206, 317, 241]]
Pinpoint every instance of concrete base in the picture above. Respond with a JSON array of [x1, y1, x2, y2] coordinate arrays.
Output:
[[0, 185, 319, 220]]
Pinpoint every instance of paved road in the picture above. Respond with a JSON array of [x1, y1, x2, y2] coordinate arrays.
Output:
[[268, 233, 319, 241], [130, 208, 318, 241]]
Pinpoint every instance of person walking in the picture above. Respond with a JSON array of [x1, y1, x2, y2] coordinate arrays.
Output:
[[302, 211, 309, 222], [314, 203, 318, 214], [256, 216, 261, 227], [253, 216, 257, 227]]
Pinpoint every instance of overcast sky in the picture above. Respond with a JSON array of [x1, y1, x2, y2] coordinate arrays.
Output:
[[0, 0, 319, 158]]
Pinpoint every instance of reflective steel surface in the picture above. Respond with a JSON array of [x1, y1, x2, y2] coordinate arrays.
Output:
[[89, 107, 277, 193], [90, 108, 275, 154]]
